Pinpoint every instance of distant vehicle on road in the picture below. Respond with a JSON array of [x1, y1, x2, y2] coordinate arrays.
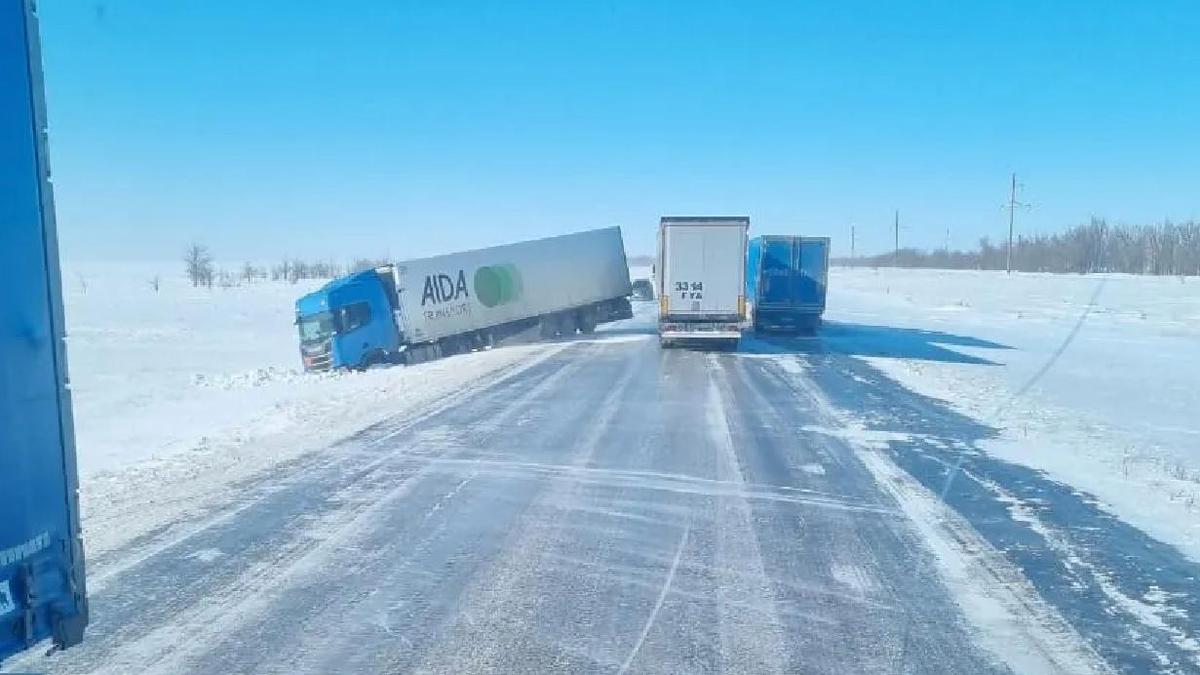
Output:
[[656, 216, 748, 349], [631, 278, 655, 301], [746, 235, 829, 334], [1, 0, 89, 662], [295, 227, 633, 371]]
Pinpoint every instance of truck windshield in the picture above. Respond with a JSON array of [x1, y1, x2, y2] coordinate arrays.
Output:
[[297, 311, 336, 344]]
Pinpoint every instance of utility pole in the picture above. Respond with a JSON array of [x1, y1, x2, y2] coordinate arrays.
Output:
[[850, 224, 856, 266], [1004, 172, 1029, 274], [893, 210, 900, 267]]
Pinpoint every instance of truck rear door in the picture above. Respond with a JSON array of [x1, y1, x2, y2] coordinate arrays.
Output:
[[796, 238, 829, 308], [759, 237, 796, 306], [1, 0, 88, 661], [663, 223, 745, 317]]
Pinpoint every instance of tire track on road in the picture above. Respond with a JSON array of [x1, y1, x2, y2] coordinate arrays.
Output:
[[765, 352, 1111, 675], [704, 355, 789, 674], [410, 342, 646, 674]]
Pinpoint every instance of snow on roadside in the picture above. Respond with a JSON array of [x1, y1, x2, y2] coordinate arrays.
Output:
[[63, 262, 328, 476], [776, 360, 1112, 675], [60, 262, 565, 560], [860, 447, 1114, 675], [826, 267, 1200, 562]]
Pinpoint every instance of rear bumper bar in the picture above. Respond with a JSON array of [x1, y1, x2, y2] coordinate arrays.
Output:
[[660, 329, 741, 340]]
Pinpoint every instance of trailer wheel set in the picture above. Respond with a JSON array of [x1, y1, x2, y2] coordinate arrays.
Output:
[[539, 304, 604, 338]]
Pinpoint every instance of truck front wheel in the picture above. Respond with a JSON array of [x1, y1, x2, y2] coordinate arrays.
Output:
[[358, 349, 386, 371]]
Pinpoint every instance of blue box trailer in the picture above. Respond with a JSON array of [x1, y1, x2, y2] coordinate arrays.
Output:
[[746, 235, 830, 334], [1, 0, 89, 662]]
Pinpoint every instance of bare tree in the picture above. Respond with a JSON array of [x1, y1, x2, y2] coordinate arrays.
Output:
[[269, 258, 344, 282], [184, 243, 214, 287], [241, 261, 260, 284], [216, 268, 239, 288], [271, 259, 291, 282], [349, 258, 390, 273]]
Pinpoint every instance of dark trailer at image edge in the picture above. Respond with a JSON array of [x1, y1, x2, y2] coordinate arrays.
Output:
[[0, 0, 89, 663]]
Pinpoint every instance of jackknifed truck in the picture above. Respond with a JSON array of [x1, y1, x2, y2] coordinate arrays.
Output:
[[295, 227, 634, 371], [1, 0, 89, 662]]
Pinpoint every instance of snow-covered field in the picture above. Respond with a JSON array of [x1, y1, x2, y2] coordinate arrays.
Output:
[[827, 267, 1200, 562], [61, 262, 564, 556]]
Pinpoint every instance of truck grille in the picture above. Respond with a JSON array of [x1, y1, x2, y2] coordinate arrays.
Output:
[[301, 341, 333, 372]]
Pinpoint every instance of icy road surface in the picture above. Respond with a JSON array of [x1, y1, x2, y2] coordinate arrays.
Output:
[[18, 307, 1200, 674]]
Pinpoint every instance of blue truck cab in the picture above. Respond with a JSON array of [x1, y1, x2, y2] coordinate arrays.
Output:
[[295, 268, 400, 371], [746, 235, 830, 334]]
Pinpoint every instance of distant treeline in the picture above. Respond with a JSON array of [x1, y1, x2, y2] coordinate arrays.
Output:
[[183, 243, 390, 288], [267, 258, 390, 283], [838, 219, 1200, 275]]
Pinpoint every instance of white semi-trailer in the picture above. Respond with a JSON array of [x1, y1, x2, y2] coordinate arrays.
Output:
[[656, 216, 749, 349]]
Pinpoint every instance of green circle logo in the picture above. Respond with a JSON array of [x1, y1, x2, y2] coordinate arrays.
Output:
[[474, 264, 523, 307]]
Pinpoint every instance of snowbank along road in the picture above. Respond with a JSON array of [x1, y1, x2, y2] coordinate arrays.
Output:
[[9, 305, 1199, 674]]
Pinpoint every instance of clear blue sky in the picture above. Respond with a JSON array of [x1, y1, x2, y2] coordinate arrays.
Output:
[[38, 1, 1200, 262]]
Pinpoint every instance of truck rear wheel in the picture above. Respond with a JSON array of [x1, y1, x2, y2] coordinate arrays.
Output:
[[440, 336, 465, 356], [406, 343, 442, 364], [576, 309, 597, 334], [539, 312, 576, 339], [799, 315, 821, 336]]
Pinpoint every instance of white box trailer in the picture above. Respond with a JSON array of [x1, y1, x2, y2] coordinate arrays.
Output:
[[656, 216, 748, 348], [395, 226, 633, 345]]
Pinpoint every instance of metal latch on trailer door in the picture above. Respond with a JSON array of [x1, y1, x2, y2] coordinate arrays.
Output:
[[0, 579, 15, 618]]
